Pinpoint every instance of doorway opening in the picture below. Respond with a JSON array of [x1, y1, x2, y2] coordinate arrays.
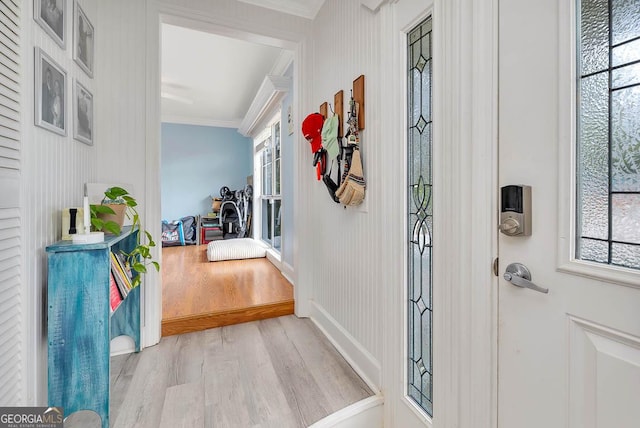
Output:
[[158, 20, 295, 336]]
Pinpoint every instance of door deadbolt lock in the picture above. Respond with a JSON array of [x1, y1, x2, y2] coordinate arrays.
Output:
[[500, 185, 531, 236]]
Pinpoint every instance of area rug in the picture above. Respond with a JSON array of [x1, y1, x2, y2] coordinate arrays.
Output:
[[207, 238, 268, 262]]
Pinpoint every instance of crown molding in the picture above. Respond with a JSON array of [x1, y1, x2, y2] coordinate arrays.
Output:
[[360, 0, 390, 12], [236, 0, 324, 20], [269, 50, 294, 76], [238, 75, 291, 137], [161, 115, 242, 129]]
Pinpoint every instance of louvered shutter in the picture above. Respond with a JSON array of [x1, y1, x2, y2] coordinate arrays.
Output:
[[0, 0, 22, 406]]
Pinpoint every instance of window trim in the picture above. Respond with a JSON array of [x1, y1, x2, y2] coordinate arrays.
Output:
[[557, 0, 640, 288], [405, 14, 434, 417], [257, 115, 282, 250]]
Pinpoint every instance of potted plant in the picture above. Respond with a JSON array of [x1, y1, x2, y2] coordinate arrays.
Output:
[[90, 186, 159, 287]]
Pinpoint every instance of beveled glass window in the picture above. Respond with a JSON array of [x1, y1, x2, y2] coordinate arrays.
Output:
[[407, 16, 433, 416], [577, 0, 640, 269]]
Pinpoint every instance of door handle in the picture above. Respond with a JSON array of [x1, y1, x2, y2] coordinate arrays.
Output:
[[503, 262, 549, 294]]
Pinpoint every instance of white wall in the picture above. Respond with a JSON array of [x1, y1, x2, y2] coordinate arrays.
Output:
[[23, 0, 99, 403], [297, 0, 391, 387], [299, 6, 496, 427]]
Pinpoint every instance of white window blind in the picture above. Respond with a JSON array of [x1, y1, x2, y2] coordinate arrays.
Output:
[[0, 0, 22, 406]]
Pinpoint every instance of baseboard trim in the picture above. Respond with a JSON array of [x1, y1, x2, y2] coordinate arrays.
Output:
[[281, 261, 295, 285], [265, 248, 281, 269], [308, 395, 384, 428], [309, 301, 381, 393]]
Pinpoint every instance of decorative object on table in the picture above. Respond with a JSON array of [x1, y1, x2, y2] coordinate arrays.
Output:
[[34, 0, 66, 48], [35, 47, 67, 136], [73, 79, 93, 145], [61, 206, 87, 240], [73, 0, 94, 77], [71, 189, 104, 244], [90, 186, 159, 286]]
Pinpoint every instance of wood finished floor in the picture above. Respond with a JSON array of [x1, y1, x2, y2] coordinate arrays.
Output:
[[65, 315, 373, 428], [162, 244, 294, 336]]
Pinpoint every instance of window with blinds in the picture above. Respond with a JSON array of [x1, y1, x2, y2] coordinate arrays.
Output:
[[0, 0, 22, 405]]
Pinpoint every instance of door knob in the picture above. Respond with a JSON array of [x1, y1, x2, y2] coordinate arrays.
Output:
[[503, 262, 548, 294]]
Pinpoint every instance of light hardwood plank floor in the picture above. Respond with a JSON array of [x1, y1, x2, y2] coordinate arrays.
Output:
[[64, 315, 373, 428], [162, 245, 294, 336]]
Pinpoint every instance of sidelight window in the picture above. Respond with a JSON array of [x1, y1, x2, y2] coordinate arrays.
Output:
[[577, 0, 640, 269], [407, 16, 433, 417]]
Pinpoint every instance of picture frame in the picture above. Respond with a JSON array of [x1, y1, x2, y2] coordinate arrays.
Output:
[[73, 1, 94, 78], [34, 0, 66, 48], [35, 47, 67, 136], [73, 79, 93, 145]]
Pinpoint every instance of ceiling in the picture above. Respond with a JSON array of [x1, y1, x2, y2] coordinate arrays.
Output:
[[161, 0, 324, 129], [236, 0, 325, 19]]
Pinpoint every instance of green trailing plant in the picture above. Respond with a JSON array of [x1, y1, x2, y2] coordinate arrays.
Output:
[[90, 186, 160, 287]]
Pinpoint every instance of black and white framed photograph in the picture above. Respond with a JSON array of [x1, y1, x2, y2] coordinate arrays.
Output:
[[73, 79, 93, 145], [73, 1, 94, 77], [34, 0, 65, 48], [35, 47, 66, 136]]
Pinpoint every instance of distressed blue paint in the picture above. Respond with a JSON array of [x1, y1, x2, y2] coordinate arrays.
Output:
[[47, 227, 141, 428], [110, 285, 140, 349]]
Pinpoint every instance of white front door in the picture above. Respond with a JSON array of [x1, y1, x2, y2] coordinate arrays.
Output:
[[498, 0, 640, 427]]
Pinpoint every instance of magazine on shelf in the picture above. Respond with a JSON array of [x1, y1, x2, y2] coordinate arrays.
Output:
[[109, 271, 123, 312], [114, 251, 133, 283], [110, 252, 130, 297]]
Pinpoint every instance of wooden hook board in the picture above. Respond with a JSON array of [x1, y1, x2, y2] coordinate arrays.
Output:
[[353, 75, 365, 130], [319, 102, 328, 119], [334, 90, 344, 137]]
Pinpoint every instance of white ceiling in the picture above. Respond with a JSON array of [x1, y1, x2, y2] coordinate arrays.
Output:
[[161, 24, 288, 128], [161, 0, 324, 129]]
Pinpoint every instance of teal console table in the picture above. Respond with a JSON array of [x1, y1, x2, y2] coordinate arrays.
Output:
[[46, 227, 140, 428]]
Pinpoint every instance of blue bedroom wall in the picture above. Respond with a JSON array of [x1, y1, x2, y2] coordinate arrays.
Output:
[[280, 65, 294, 268], [161, 123, 253, 221]]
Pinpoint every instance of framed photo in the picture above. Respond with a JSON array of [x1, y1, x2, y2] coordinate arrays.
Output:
[[73, 80, 93, 145], [35, 47, 67, 136], [73, 1, 94, 77], [34, 0, 66, 48]]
